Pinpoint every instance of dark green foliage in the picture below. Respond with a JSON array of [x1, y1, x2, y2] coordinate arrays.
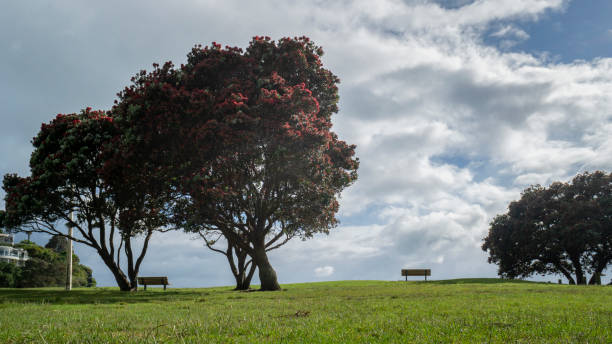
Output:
[[18, 258, 65, 288], [483, 171, 612, 285], [0, 210, 5, 231], [0, 239, 96, 288], [0, 261, 20, 287], [45, 235, 69, 254]]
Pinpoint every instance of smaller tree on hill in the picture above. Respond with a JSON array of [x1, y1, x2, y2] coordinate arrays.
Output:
[[45, 234, 69, 254], [482, 171, 612, 285]]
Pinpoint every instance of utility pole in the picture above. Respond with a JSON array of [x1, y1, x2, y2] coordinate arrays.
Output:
[[66, 212, 73, 291]]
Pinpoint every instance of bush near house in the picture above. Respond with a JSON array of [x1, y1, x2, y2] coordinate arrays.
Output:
[[0, 237, 95, 288]]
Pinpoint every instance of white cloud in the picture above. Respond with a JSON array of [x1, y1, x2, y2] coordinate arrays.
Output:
[[314, 266, 335, 277], [491, 24, 531, 50], [491, 25, 530, 40]]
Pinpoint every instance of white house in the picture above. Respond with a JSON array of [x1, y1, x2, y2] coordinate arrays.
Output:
[[0, 233, 29, 266]]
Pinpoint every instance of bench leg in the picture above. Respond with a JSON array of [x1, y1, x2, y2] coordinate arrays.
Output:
[[163, 284, 167, 291], [144, 284, 147, 291]]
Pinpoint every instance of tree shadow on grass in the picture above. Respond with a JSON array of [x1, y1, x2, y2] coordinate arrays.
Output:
[[0, 287, 224, 305], [419, 278, 540, 285]]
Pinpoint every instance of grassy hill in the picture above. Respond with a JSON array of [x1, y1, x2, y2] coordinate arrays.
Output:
[[0, 279, 610, 343]]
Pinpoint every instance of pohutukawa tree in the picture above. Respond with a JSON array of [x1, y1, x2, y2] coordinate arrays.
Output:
[[113, 36, 359, 290], [3, 109, 174, 291], [191, 229, 287, 290], [202, 232, 258, 291], [482, 171, 612, 285]]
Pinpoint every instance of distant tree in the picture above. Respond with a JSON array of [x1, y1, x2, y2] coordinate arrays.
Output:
[[0, 261, 20, 287], [14, 240, 96, 288], [0, 239, 96, 288], [45, 234, 69, 253], [42, 235, 95, 286], [483, 171, 612, 285], [113, 36, 359, 290], [17, 243, 65, 288], [3, 108, 171, 291]]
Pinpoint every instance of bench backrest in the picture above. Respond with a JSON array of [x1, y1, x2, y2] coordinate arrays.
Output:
[[401, 269, 431, 276], [137, 276, 169, 285]]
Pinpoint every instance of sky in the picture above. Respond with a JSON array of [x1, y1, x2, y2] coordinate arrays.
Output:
[[1, 0, 612, 287]]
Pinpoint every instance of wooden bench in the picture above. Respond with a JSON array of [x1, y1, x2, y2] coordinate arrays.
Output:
[[401, 269, 431, 281], [137, 276, 169, 290]]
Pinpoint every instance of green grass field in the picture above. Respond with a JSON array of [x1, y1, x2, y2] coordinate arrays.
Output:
[[0, 279, 610, 343]]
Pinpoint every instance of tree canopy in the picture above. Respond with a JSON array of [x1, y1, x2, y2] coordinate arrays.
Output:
[[482, 171, 612, 285], [113, 36, 359, 290], [3, 108, 173, 291], [3, 36, 357, 291]]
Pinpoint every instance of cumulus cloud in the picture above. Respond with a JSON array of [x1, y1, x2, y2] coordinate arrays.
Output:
[[314, 266, 335, 277], [3, 0, 611, 286]]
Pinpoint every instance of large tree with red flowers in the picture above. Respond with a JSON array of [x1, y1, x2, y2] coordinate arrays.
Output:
[[3, 109, 174, 291], [113, 36, 359, 290]]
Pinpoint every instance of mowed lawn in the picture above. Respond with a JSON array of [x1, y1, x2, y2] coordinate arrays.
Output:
[[0, 279, 610, 343]]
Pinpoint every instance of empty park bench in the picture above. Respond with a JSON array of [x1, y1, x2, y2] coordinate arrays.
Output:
[[401, 269, 431, 281], [137, 276, 170, 291]]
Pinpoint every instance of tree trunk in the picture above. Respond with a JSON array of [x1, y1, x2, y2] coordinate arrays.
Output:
[[241, 261, 257, 290], [99, 250, 136, 291], [233, 247, 246, 290], [569, 255, 587, 285], [588, 273, 601, 285], [235, 271, 254, 290], [588, 262, 606, 285], [235, 276, 247, 290], [233, 251, 248, 290], [252, 243, 280, 291], [556, 265, 576, 285], [123, 236, 139, 291], [112, 267, 137, 291], [128, 274, 139, 291], [225, 243, 252, 290], [233, 252, 257, 290]]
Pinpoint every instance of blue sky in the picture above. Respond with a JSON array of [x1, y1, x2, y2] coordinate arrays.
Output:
[[510, 0, 612, 62], [436, 0, 612, 62], [1, 0, 612, 287]]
